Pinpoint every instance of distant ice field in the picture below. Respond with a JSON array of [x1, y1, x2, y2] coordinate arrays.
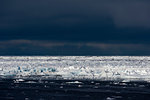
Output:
[[0, 56, 150, 81]]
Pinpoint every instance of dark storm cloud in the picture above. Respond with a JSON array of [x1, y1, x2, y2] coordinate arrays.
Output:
[[0, 0, 150, 42], [0, 0, 150, 55]]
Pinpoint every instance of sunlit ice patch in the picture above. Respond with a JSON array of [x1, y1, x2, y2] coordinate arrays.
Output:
[[0, 56, 150, 82]]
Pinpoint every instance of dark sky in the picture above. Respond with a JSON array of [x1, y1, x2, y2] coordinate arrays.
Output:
[[0, 0, 150, 55]]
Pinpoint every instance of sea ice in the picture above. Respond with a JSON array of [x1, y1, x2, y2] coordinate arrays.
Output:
[[0, 56, 150, 81]]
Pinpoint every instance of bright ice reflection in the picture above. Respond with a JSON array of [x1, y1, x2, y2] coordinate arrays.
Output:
[[0, 56, 150, 81]]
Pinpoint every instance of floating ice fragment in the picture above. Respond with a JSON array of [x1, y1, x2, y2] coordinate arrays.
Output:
[[66, 81, 82, 84]]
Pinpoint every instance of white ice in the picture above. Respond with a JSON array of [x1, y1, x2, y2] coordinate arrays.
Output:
[[0, 56, 150, 81]]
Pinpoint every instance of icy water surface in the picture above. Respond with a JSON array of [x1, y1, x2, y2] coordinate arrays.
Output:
[[1, 79, 150, 100], [0, 56, 150, 100]]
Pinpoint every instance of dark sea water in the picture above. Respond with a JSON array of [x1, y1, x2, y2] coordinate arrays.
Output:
[[0, 78, 150, 100]]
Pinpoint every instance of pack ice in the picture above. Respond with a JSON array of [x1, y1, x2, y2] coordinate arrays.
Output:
[[0, 56, 150, 81]]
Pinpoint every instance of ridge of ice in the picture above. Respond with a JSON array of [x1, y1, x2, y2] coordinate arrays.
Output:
[[0, 56, 150, 81]]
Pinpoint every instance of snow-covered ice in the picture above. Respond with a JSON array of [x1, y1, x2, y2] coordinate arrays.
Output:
[[0, 56, 150, 81]]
